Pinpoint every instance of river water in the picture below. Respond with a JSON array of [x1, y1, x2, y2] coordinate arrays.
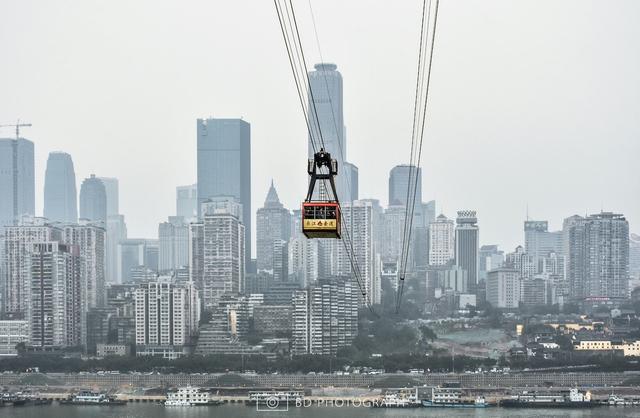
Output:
[[1, 404, 640, 418]]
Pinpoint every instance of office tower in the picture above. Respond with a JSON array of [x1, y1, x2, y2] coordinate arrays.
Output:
[[388, 165, 422, 211], [117, 238, 157, 283], [190, 198, 245, 308], [429, 214, 455, 266], [0, 138, 35, 227], [486, 268, 521, 309], [43, 152, 77, 223], [292, 278, 358, 355], [135, 278, 200, 358], [343, 162, 359, 202], [332, 200, 381, 305], [3, 217, 61, 316], [568, 212, 629, 300], [97, 177, 119, 217], [62, 221, 106, 310], [307, 63, 358, 202], [159, 216, 189, 272], [256, 181, 291, 276], [197, 118, 251, 268], [308, 63, 345, 161], [79, 174, 107, 223], [105, 214, 127, 284], [524, 220, 563, 272], [479, 245, 504, 282], [28, 242, 82, 348], [176, 184, 198, 221], [455, 210, 480, 290], [389, 165, 424, 227]]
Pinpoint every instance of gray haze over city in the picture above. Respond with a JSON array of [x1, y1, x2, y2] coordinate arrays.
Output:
[[1, 0, 638, 251]]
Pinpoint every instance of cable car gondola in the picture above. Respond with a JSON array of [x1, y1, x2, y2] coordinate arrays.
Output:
[[302, 149, 341, 239]]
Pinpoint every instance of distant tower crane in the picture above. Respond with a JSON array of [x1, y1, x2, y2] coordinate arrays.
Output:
[[0, 120, 32, 224]]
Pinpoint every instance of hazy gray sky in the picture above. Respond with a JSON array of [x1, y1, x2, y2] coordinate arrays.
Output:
[[2, 0, 638, 252]]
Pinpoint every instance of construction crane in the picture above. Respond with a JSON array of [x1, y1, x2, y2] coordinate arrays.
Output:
[[0, 120, 32, 139]]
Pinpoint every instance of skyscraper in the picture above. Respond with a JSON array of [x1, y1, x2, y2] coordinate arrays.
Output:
[[292, 278, 358, 356], [568, 212, 629, 300], [455, 210, 480, 290], [135, 278, 200, 358], [256, 181, 291, 276], [308, 63, 345, 162], [3, 217, 61, 316], [62, 221, 106, 311], [429, 214, 455, 266], [388, 165, 422, 208], [97, 177, 119, 217], [79, 174, 107, 223], [176, 184, 198, 221], [28, 241, 82, 348], [307, 63, 357, 202], [105, 214, 127, 284], [191, 198, 245, 308], [332, 200, 381, 305], [0, 138, 35, 227], [197, 118, 251, 268], [43, 152, 77, 223]]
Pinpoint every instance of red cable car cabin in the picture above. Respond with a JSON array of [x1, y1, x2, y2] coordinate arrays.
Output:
[[302, 202, 341, 239]]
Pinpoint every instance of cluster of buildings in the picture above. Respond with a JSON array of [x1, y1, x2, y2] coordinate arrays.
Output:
[[0, 62, 637, 360]]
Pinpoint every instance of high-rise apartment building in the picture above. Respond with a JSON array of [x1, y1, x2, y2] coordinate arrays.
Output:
[[135, 278, 200, 358], [197, 118, 251, 268], [0, 138, 35, 227], [176, 184, 198, 221], [429, 214, 455, 266], [28, 242, 82, 348], [292, 278, 358, 356], [190, 198, 245, 308], [43, 152, 77, 223], [62, 221, 106, 311], [158, 216, 189, 272], [3, 217, 61, 316], [455, 210, 479, 290], [288, 236, 318, 287], [568, 212, 629, 300], [79, 174, 107, 223], [256, 181, 291, 276], [332, 200, 381, 305]]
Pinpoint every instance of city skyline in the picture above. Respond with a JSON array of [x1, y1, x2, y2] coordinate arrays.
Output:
[[1, 1, 638, 252]]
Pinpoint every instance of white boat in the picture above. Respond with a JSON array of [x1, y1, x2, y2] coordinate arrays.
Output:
[[165, 387, 221, 406]]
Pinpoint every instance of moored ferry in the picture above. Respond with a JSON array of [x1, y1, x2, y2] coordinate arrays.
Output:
[[500, 388, 600, 408], [60, 390, 126, 406], [165, 387, 221, 406], [421, 385, 489, 408]]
